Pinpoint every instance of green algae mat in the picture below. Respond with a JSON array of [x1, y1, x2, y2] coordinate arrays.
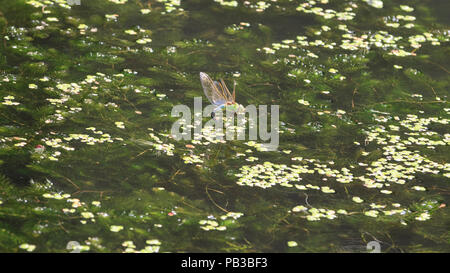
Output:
[[0, 0, 449, 252]]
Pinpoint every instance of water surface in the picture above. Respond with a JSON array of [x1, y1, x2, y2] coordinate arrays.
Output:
[[0, 0, 449, 252]]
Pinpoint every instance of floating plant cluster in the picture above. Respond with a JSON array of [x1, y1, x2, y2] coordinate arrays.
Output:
[[199, 212, 244, 231], [256, 0, 449, 74], [234, 110, 449, 223]]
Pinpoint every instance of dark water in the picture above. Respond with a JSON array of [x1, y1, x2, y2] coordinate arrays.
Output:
[[0, 0, 449, 252]]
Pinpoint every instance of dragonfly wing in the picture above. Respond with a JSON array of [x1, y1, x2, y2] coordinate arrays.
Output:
[[213, 81, 228, 105], [220, 79, 234, 103], [200, 72, 227, 105]]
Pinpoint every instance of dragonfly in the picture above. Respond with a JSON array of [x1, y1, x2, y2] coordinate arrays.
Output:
[[199, 72, 243, 118]]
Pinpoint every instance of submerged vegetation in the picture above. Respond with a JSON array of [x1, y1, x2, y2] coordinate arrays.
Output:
[[0, 0, 449, 252]]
